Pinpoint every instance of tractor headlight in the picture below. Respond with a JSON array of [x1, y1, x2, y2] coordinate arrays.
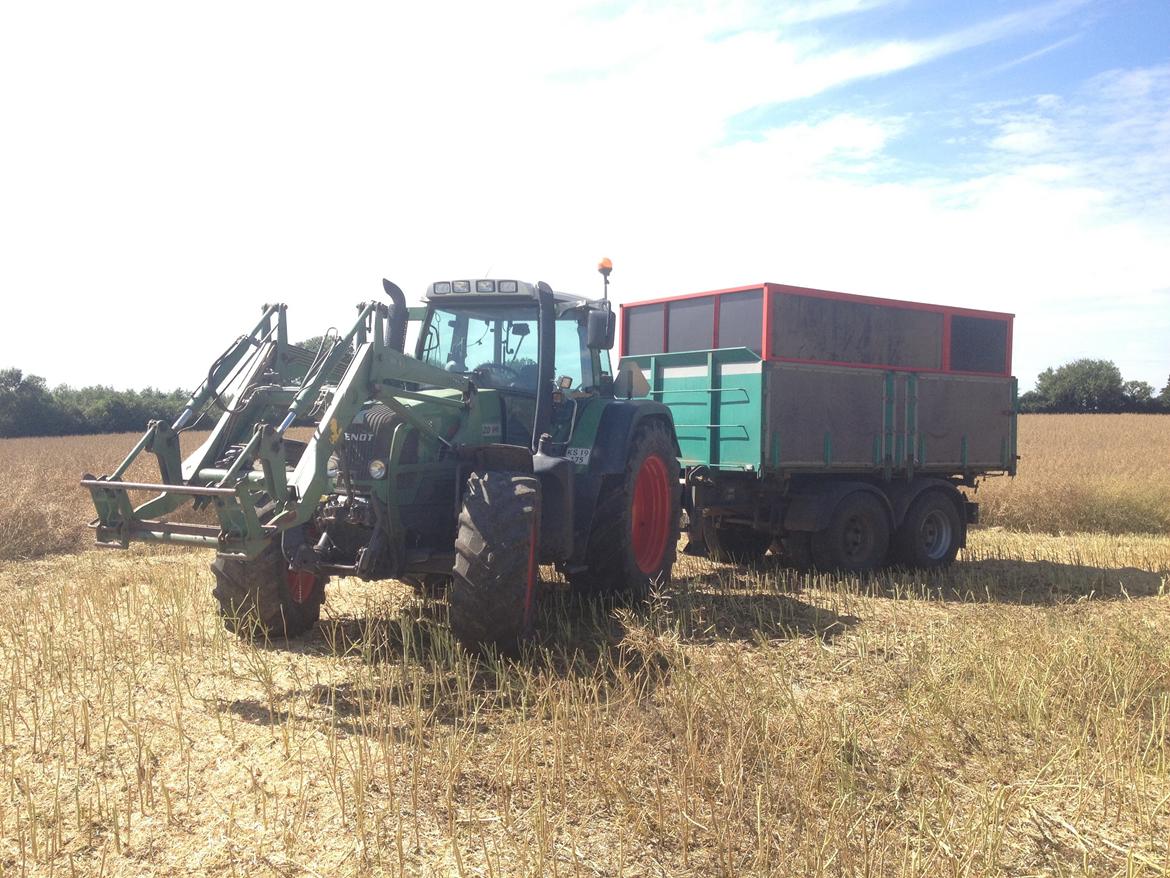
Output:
[[368, 459, 387, 480], [453, 280, 471, 293], [326, 453, 340, 479]]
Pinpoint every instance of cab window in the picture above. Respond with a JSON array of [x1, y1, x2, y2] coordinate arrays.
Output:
[[418, 303, 602, 391]]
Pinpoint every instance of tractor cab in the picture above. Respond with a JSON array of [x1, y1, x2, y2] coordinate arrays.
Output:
[[418, 279, 613, 391], [415, 279, 616, 448]]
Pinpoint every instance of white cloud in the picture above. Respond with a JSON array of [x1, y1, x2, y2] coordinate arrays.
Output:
[[0, 0, 1163, 393]]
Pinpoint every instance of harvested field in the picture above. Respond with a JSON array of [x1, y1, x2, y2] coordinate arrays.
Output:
[[0, 431, 211, 561], [1, 415, 1166, 563], [0, 534, 1166, 876], [0, 417, 1167, 876]]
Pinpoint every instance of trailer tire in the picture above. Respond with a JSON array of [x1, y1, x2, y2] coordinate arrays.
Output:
[[211, 543, 326, 638], [810, 492, 890, 573], [893, 490, 963, 569], [570, 419, 680, 598], [704, 520, 771, 565], [449, 471, 540, 652]]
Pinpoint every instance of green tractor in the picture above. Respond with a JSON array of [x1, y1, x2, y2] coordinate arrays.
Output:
[[83, 274, 681, 649]]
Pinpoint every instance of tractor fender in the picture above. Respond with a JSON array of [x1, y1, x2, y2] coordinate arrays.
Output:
[[588, 399, 681, 475], [783, 481, 895, 534], [565, 399, 681, 568]]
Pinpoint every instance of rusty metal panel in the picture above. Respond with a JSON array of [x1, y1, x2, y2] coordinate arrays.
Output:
[[770, 292, 943, 369], [763, 363, 1015, 476], [764, 363, 886, 468]]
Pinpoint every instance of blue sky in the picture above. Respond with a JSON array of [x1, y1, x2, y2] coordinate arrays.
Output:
[[0, 0, 1167, 392]]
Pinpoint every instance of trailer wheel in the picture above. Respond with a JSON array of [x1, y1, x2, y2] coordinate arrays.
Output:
[[810, 492, 890, 573], [893, 491, 963, 569], [449, 470, 540, 651], [570, 419, 680, 598], [704, 520, 772, 565], [211, 543, 327, 638]]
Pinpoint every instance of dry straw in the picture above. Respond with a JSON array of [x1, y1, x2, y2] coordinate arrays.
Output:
[[0, 417, 1166, 875]]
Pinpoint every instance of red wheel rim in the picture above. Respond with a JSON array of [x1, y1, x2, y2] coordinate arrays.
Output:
[[631, 454, 671, 574], [286, 568, 317, 604]]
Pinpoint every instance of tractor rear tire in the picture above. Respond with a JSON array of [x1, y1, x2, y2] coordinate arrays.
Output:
[[810, 492, 890, 573], [449, 470, 541, 652], [211, 543, 326, 638], [892, 490, 963, 569], [704, 520, 772, 565], [570, 419, 680, 598]]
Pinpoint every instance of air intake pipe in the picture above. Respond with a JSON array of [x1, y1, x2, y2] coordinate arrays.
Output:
[[532, 282, 556, 453], [382, 278, 408, 353]]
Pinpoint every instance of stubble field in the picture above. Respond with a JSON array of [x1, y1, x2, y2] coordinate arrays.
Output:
[[0, 415, 1167, 876]]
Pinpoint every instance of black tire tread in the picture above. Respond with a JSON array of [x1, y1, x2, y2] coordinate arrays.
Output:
[[569, 419, 680, 597], [449, 471, 540, 650], [892, 490, 964, 569], [809, 492, 890, 573], [211, 543, 325, 638]]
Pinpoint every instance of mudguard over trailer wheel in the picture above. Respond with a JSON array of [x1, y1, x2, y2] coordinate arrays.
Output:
[[211, 543, 327, 638], [893, 490, 963, 569], [570, 419, 680, 598], [449, 470, 541, 651], [810, 492, 890, 573]]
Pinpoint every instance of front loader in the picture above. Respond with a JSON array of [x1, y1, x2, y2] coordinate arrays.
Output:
[[83, 275, 681, 649]]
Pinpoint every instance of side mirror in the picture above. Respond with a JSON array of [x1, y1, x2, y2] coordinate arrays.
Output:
[[586, 309, 616, 350]]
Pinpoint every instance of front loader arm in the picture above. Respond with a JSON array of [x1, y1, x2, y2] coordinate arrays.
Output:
[[83, 298, 478, 559]]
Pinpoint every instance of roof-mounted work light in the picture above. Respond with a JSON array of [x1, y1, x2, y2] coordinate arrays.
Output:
[[598, 257, 613, 302]]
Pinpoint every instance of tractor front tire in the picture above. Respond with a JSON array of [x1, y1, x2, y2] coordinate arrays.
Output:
[[449, 470, 541, 652], [211, 543, 326, 638], [570, 419, 680, 598]]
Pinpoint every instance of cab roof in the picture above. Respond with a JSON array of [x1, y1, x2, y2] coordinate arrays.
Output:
[[424, 278, 603, 312]]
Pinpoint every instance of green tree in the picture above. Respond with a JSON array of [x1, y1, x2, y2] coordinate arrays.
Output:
[[1121, 379, 1158, 413], [0, 367, 190, 437], [295, 335, 327, 353], [1017, 389, 1050, 413], [1031, 359, 1126, 413], [0, 369, 72, 437]]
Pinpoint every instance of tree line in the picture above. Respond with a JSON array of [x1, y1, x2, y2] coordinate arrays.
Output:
[[1018, 360, 1170, 414], [1, 357, 1167, 438], [0, 368, 190, 438]]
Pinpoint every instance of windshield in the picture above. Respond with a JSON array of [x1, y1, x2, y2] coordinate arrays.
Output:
[[418, 304, 593, 391]]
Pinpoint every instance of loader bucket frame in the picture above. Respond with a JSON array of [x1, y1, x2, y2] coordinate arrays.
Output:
[[82, 299, 472, 559]]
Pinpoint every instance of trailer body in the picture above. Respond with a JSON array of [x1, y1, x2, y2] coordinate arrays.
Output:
[[619, 282, 1017, 569]]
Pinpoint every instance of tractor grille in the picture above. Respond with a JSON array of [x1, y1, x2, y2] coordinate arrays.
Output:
[[340, 404, 399, 482]]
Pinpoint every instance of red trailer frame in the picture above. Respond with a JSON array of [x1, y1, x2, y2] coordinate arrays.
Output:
[[619, 282, 1014, 378]]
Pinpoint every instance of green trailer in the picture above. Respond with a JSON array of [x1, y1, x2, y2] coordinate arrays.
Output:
[[619, 282, 1017, 571]]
